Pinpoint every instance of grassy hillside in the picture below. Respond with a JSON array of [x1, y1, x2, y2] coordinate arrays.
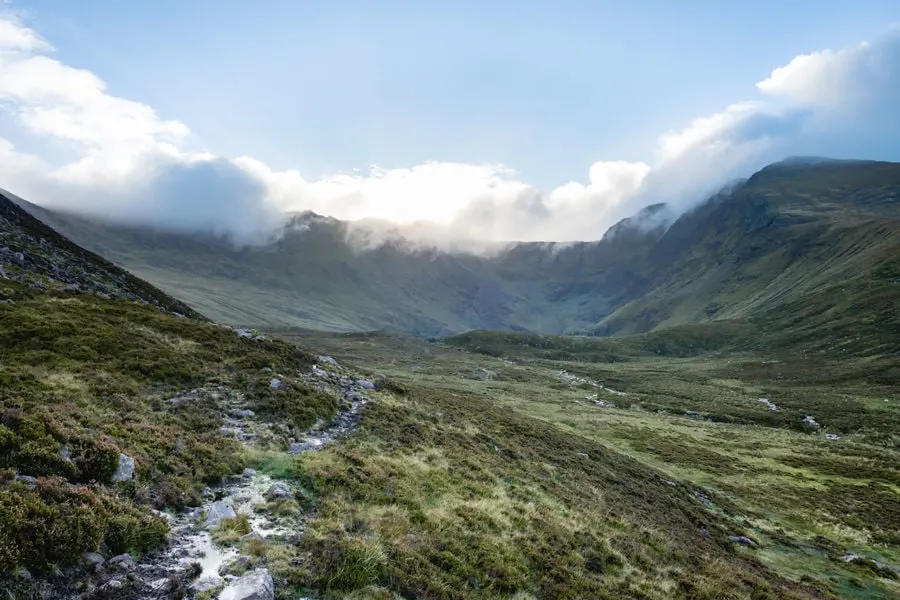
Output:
[[590, 160, 900, 344], [281, 327, 900, 599], [0, 194, 337, 581]]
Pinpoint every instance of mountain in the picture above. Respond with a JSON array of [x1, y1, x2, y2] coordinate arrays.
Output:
[[12, 158, 900, 347]]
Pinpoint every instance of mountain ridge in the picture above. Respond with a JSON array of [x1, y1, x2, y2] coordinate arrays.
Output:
[[7, 158, 900, 347]]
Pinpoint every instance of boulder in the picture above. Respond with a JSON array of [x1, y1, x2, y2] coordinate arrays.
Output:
[[318, 355, 340, 367], [192, 575, 224, 592], [82, 552, 105, 567], [264, 482, 293, 500], [236, 409, 255, 418], [357, 379, 376, 390], [111, 453, 135, 482], [268, 378, 283, 389], [108, 553, 135, 571], [218, 568, 275, 600], [204, 500, 237, 529], [242, 468, 257, 478]]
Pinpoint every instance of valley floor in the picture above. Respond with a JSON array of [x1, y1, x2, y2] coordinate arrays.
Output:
[[277, 328, 900, 600]]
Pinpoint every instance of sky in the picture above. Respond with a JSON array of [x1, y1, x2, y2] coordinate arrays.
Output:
[[0, 0, 899, 244]]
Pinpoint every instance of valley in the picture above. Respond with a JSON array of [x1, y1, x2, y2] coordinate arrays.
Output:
[[1, 157, 899, 599]]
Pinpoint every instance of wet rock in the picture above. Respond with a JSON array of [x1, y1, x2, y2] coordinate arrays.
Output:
[[108, 553, 135, 571], [268, 378, 283, 389], [192, 575, 224, 592], [111, 453, 135, 482], [205, 500, 237, 529], [729, 536, 757, 547], [264, 482, 293, 500], [83, 552, 105, 567], [219, 568, 275, 600]]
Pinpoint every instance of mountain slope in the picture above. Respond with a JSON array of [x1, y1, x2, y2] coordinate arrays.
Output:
[[589, 159, 900, 361], [8, 158, 900, 352]]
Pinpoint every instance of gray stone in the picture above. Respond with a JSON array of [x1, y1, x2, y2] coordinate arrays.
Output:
[[218, 568, 275, 600], [240, 531, 264, 543], [268, 378, 283, 389], [205, 500, 236, 529], [103, 579, 124, 591], [59, 445, 72, 462], [729, 535, 757, 547], [108, 553, 135, 570], [192, 575, 224, 592], [236, 409, 255, 418], [825, 433, 841, 441], [201, 486, 214, 498], [61, 283, 80, 292], [357, 379, 376, 390], [12, 251, 25, 266], [111, 453, 135, 482], [264, 481, 293, 500], [318, 355, 339, 367], [242, 468, 257, 478], [83, 552, 105, 567]]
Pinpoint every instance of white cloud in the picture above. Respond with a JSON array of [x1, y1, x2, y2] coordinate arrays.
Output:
[[0, 12, 898, 247]]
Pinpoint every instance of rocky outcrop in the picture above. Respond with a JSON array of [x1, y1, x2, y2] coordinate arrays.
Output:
[[219, 568, 275, 600]]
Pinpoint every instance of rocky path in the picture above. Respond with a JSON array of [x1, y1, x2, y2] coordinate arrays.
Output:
[[126, 356, 373, 599]]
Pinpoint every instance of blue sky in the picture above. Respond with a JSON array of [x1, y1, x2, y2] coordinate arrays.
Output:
[[16, 0, 900, 185], [1, 1, 899, 242]]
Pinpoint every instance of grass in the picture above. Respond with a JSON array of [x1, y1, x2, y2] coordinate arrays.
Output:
[[277, 327, 900, 599], [0, 282, 337, 575]]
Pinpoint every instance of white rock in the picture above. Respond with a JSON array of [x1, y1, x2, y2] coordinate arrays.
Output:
[[264, 482, 293, 500], [193, 575, 224, 592], [268, 378, 282, 389], [205, 500, 237, 529], [111, 453, 135, 482], [218, 568, 275, 600]]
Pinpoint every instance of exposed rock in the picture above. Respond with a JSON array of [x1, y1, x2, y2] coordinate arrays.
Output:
[[60, 283, 80, 292], [205, 499, 237, 529], [218, 568, 275, 600], [268, 378, 282, 389], [803, 415, 819, 428], [318, 355, 340, 367], [82, 552, 105, 567], [192, 575, 224, 592], [825, 433, 841, 441], [242, 468, 257, 478], [103, 579, 124, 591], [264, 481, 293, 500], [59, 445, 72, 462], [236, 409, 255, 418], [729, 536, 757, 547], [13, 567, 32, 582], [357, 378, 376, 390], [108, 553, 135, 571], [111, 453, 135, 482]]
